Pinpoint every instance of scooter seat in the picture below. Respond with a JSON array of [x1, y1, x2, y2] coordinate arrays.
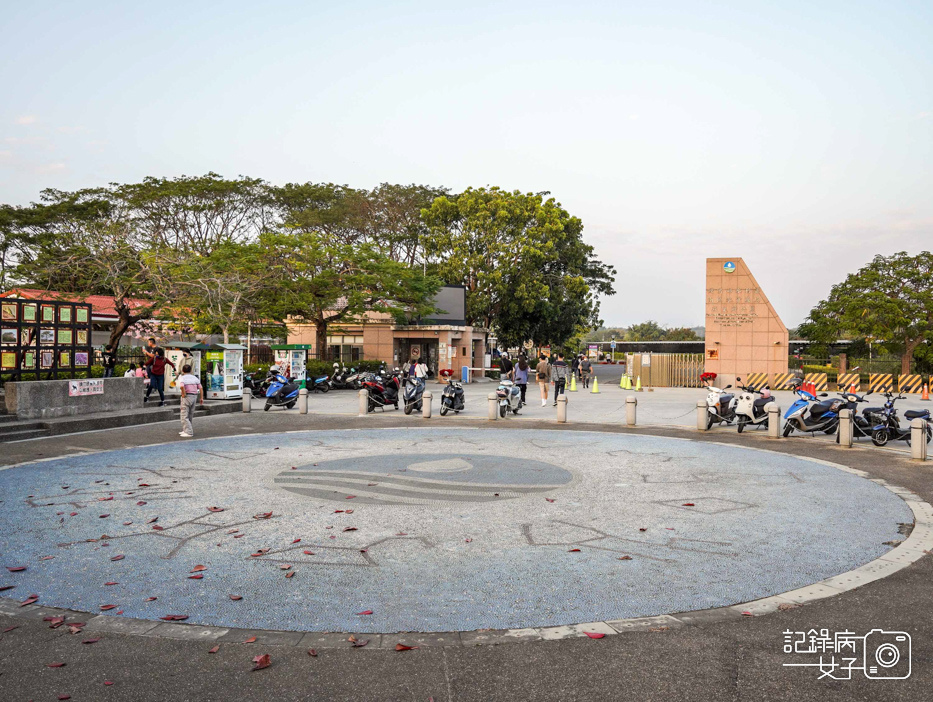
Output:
[[862, 407, 883, 416], [719, 394, 733, 404], [753, 397, 772, 409], [905, 410, 931, 420]]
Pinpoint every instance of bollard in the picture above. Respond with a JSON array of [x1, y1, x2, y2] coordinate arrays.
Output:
[[488, 392, 498, 421], [626, 396, 637, 426], [767, 404, 782, 439], [911, 419, 929, 461], [358, 389, 369, 417], [422, 391, 432, 419], [696, 400, 708, 431], [838, 408, 853, 447], [557, 394, 568, 423], [298, 387, 308, 414], [242, 388, 252, 413]]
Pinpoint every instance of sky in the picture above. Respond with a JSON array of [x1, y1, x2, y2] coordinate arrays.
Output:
[[2, 1, 932, 328]]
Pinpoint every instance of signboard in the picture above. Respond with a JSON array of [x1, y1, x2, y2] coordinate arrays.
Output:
[[587, 344, 598, 359], [68, 379, 104, 397], [0, 297, 92, 381], [610, 341, 616, 349], [642, 355, 652, 366]]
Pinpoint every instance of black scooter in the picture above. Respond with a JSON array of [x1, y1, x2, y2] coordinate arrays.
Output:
[[403, 376, 426, 415], [872, 393, 932, 447], [439, 379, 465, 415]]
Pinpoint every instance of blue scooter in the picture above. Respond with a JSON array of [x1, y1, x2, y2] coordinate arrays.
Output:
[[309, 374, 331, 393], [264, 371, 300, 411], [782, 387, 842, 436]]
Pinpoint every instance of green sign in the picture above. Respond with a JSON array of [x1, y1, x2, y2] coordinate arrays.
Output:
[[205, 351, 224, 361]]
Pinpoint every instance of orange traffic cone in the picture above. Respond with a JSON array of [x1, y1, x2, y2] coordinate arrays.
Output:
[[922, 383, 930, 401], [850, 383, 857, 393]]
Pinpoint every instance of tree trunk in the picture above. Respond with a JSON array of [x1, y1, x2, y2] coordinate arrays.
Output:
[[315, 319, 328, 361], [108, 313, 136, 350], [902, 338, 921, 376], [223, 326, 230, 344]]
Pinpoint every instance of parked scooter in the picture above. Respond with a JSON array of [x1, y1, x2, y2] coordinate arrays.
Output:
[[308, 373, 331, 393], [834, 391, 877, 440], [329, 363, 354, 390], [244, 371, 268, 396], [871, 393, 933, 447], [263, 370, 300, 411], [702, 381, 736, 429], [403, 375, 427, 415], [782, 387, 842, 436], [362, 369, 401, 413], [734, 378, 774, 433], [496, 378, 522, 417], [439, 378, 465, 415]]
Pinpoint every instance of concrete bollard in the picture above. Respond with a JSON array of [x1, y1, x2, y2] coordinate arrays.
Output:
[[911, 419, 928, 461], [358, 389, 369, 417], [557, 394, 568, 423], [242, 388, 251, 413], [696, 400, 708, 431], [422, 391, 432, 419], [626, 396, 637, 426], [488, 393, 498, 421], [767, 404, 782, 439], [298, 387, 308, 414], [838, 408, 853, 447]]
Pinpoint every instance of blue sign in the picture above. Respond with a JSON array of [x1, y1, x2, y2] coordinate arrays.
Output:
[[723, 261, 736, 274], [610, 341, 616, 349]]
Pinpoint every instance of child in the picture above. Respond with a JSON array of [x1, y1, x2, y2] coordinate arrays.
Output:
[[177, 364, 203, 438], [124, 363, 137, 378]]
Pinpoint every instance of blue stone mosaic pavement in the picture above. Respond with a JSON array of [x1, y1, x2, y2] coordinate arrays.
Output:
[[0, 429, 911, 633]]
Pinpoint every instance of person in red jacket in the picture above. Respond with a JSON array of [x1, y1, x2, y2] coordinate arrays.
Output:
[[144, 347, 176, 407]]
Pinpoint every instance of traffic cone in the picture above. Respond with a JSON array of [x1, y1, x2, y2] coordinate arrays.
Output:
[[570, 374, 577, 392], [619, 374, 625, 389], [922, 383, 930, 401], [850, 383, 856, 393], [591, 376, 600, 394], [635, 376, 642, 392]]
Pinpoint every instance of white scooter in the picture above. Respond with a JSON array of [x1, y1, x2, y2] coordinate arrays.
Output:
[[496, 379, 522, 418], [734, 378, 775, 433], [703, 381, 736, 430]]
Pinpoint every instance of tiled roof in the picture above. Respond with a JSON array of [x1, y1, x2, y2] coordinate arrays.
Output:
[[0, 288, 156, 320]]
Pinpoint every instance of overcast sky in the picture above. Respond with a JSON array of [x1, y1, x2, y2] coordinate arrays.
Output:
[[2, 1, 931, 328]]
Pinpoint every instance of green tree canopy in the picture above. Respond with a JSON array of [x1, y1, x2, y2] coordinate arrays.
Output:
[[798, 251, 933, 375]]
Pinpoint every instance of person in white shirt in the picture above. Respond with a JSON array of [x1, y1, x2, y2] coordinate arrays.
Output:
[[124, 364, 138, 378], [413, 359, 429, 379], [177, 364, 203, 438]]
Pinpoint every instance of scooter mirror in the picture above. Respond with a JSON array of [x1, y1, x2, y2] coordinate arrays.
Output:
[[725, 384, 732, 389]]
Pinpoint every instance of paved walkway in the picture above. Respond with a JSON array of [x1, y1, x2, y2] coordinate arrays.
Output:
[[1, 411, 931, 700]]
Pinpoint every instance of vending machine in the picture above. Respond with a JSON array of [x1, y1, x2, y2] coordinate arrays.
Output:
[[164, 341, 208, 396], [203, 344, 245, 399], [270, 344, 311, 383]]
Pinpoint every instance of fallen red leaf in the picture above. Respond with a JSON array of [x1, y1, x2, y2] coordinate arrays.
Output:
[[104, 581, 118, 586], [39, 555, 55, 561], [351, 638, 370, 647], [244, 636, 257, 643], [3, 625, 18, 633], [356, 610, 373, 615], [302, 550, 315, 555], [568, 549, 582, 552], [115, 610, 123, 614], [58, 695, 71, 700], [253, 512, 273, 520], [207, 507, 224, 512], [345, 510, 354, 514], [159, 615, 188, 621], [209, 645, 220, 654], [682, 503, 695, 507], [99, 514, 110, 518], [343, 527, 358, 532], [188, 574, 203, 580], [285, 571, 296, 578], [122, 522, 132, 526], [47, 617, 65, 628], [345, 495, 356, 500], [136, 501, 147, 506], [227, 529, 238, 534], [99, 497, 114, 501], [191, 564, 207, 572], [585, 632, 605, 639], [82, 638, 100, 644], [100, 605, 118, 611], [229, 595, 243, 601], [638, 528, 647, 532], [395, 532, 408, 536], [47, 662, 66, 667], [6, 566, 26, 573], [308, 649, 318, 657], [70, 512, 78, 516], [395, 644, 418, 651], [252, 653, 271, 670], [0, 585, 14, 592], [291, 538, 301, 543], [618, 556, 633, 561], [278, 564, 291, 570], [104, 681, 114, 686], [742, 611, 754, 617], [144, 597, 157, 602], [67, 624, 84, 634], [234, 534, 245, 539], [110, 555, 125, 561], [464, 538, 472, 543], [20, 595, 39, 606], [152, 525, 165, 531], [147, 517, 158, 524]]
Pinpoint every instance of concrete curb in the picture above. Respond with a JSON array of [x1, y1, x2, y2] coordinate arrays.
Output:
[[2, 438, 930, 648]]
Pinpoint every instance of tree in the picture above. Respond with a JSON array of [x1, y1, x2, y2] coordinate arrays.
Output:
[[256, 230, 441, 355], [625, 321, 665, 341], [798, 251, 933, 375], [420, 187, 615, 347], [14, 189, 164, 349], [664, 327, 700, 341]]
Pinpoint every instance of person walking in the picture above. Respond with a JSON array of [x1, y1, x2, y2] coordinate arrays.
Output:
[[551, 352, 569, 406], [499, 353, 514, 381], [412, 357, 429, 379], [144, 348, 176, 407], [571, 354, 580, 383], [177, 363, 203, 438], [535, 353, 551, 407], [514, 356, 529, 406], [102, 344, 117, 378], [580, 356, 593, 389]]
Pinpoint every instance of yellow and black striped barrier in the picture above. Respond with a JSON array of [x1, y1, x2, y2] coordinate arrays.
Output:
[[743, 372, 770, 389], [771, 373, 796, 389], [869, 374, 894, 393], [804, 372, 828, 391], [836, 373, 860, 392], [899, 374, 924, 394]]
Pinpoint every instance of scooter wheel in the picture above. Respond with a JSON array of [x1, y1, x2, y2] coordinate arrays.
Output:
[[404, 403, 413, 415], [367, 400, 375, 413], [823, 426, 836, 435], [782, 423, 793, 437], [264, 402, 271, 412], [440, 406, 448, 416], [706, 413, 715, 430], [871, 429, 889, 447], [737, 418, 747, 434], [286, 401, 296, 409], [499, 405, 507, 418], [320, 384, 329, 393]]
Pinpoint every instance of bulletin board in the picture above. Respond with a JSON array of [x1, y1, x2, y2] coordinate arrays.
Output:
[[0, 298, 93, 382]]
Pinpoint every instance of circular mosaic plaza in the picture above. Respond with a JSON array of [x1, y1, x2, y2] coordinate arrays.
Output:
[[0, 429, 911, 633]]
